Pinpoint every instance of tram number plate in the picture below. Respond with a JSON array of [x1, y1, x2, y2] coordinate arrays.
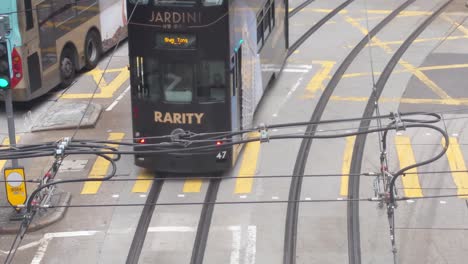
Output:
[[216, 151, 227, 161]]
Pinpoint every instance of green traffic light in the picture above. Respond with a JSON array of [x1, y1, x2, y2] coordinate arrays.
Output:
[[0, 78, 9, 88]]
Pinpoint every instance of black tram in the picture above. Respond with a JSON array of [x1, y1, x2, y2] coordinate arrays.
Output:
[[126, 0, 288, 173]]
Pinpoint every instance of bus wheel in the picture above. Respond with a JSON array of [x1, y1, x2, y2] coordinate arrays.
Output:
[[84, 30, 102, 70], [59, 48, 76, 88]]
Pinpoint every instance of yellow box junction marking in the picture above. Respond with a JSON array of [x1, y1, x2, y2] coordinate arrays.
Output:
[[350, 35, 468, 49], [444, 137, 468, 198], [235, 132, 261, 194], [340, 136, 356, 196], [303, 61, 335, 98], [183, 179, 203, 193], [442, 15, 468, 37], [131, 170, 154, 193], [395, 136, 423, 198], [327, 95, 467, 106], [81, 133, 125, 194], [341, 63, 468, 79], [344, 16, 453, 101], [61, 67, 129, 99], [0, 136, 21, 170]]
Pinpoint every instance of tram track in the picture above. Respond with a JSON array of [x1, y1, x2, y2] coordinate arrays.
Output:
[[125, 175, 220, 264], [283, 1, 417, 264], [347, 1, 453, 264], [190, 178, 221, 264], [287, 0, 355, 57], [126, 175, 165, 264], [289, 0, 316, 18]]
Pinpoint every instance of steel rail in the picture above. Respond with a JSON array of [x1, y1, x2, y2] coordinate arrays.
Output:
[[346, 1, 453, 264]]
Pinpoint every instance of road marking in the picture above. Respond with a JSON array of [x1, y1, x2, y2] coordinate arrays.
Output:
[[183, 178, 203, 193], [0, 136, 21, 170], [235, 133, 261, 194], [395, 136, 423, 198], [327, 95, 465, 105], [29, 231, 100, 263], [341, 63, 468, 79], [289, 8, 430, 16], [229, 226, 241, 264], [344, 16, 453, 101], [245, 226, 256, 264], [442, 14, 468, 37], [444, 137, 468, 198], [228, 226, 256, 264], [304, 61, 335, 98], [272, 76, 304, 117], [106, 85, 130, 111], [340, 136, 356, 196], [61, 67, 129, 99], [81, 133, 125, 194], [131, 170, 153, 193], [349, 35, 468, 49]]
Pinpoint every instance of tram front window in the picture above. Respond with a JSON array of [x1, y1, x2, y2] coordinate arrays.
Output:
[[132, 56, 193, 103], [197, 60, 226, 102], [132, 56, 225, 103]]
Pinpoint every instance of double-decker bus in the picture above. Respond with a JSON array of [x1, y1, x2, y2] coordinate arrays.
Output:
[[127, 0, 288, 173], [0, 0, 127, 101]]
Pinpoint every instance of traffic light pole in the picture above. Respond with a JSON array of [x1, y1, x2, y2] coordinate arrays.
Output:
[[2, 88, 18, 167]]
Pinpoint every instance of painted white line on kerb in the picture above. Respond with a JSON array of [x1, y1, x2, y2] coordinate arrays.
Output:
[[31, 231, 99, 264], [106, 85, 130, 111], [229, 226, 241, 264]]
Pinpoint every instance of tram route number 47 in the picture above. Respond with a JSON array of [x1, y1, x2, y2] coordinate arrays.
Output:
[[216, 151, 227, 161]]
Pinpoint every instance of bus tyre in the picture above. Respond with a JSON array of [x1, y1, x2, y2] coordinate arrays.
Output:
[[84, 30, 102, 70], [59, 48, 76, 88]]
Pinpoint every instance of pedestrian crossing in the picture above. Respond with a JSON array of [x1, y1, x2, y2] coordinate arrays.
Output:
[[2, 133, 468, 199]]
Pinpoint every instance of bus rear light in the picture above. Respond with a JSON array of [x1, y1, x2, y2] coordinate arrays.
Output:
[[139, 138, 146, 144], [11, 48, 22, 89], [216, 140, 223, 146]]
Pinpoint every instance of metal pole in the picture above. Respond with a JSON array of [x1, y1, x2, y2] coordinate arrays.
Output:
[[4, 88, 18, 167]]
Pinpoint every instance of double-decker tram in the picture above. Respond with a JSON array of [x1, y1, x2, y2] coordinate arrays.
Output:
[[127, 0, 288, 173]]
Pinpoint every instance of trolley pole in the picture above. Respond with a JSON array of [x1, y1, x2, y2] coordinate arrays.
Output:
[[3, 88, 18, 167]]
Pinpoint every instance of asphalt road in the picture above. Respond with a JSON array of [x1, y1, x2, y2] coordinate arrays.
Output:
[[1, 0, 468, 263]]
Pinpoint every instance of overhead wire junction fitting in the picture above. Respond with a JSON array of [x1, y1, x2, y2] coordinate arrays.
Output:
[[258, 123, 269, 143]]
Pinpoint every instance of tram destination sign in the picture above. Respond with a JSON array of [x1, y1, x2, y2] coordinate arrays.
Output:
[[155, 33, 196, 49]]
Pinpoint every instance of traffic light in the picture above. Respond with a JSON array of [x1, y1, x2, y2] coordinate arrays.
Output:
[[0, 40, 10, 89]]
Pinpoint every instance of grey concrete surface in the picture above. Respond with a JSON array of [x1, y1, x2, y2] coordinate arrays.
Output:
[[2, 0, 468, 263]]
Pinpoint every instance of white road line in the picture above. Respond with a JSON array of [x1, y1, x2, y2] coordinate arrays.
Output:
[[229, 226, 241, 264], [245, 226, 257, 264], [283, 69, 310, 73], [105, 85, 130, 112], [30, 231, 99, 264], [272, 76, 304, 117]]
